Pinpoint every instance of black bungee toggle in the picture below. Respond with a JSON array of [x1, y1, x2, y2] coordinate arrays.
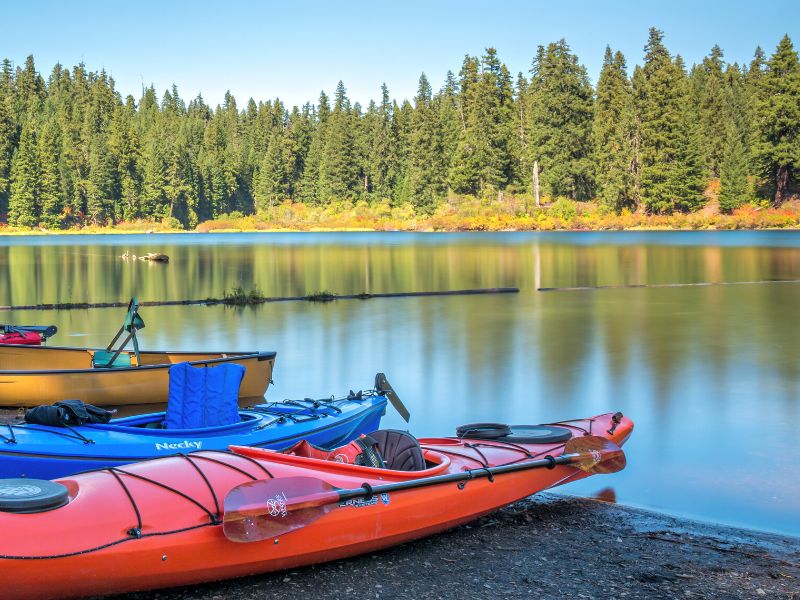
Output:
[[607, 412, 624, 435], [543, 455, 556, 469]]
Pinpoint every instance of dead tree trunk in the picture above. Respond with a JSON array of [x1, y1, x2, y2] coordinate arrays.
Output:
[[533, 160, 540, 208], [775, 165, 790, 206]]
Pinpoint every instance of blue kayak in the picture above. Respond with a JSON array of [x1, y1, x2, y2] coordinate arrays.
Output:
[[0, 392, 387, 480]]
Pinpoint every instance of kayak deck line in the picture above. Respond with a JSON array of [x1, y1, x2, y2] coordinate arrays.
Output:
[[538, 279, 800, 292], [0, 288, 520, 312]]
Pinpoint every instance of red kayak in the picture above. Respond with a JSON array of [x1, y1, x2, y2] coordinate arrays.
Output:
[[0, 412, 633, 600]]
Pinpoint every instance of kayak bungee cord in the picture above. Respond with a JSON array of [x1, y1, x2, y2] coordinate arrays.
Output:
[[428, 419, 599, 468], [0, 424, 16, 444], [251, 389, 381, 422], [6, 423, 96, 444], [0, 450, 273, 560]]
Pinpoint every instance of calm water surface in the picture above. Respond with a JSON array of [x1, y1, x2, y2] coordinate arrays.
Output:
[[1, 231, 799, 536]]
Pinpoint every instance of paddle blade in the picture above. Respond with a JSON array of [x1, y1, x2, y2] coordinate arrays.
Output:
[[223, 476, 340, 542], [563, 435, 626, 474], [375, 372, 410, 422]]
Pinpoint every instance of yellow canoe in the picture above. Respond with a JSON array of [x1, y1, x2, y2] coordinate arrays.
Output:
[[0, 344, 276, 407]]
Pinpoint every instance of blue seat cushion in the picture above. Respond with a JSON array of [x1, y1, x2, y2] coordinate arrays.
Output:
[[165, 362, 245, 430]]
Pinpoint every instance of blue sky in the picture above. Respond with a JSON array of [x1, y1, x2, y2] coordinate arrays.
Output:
[[3, 0, 798, 108]]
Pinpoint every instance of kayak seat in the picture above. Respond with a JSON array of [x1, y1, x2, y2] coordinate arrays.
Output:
[[165, 362, 245, 429], [92, 350, 133, 369], [368, 429, 426, 471]]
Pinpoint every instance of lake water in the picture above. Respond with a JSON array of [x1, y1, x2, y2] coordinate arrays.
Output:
[[1, 231, 799, 536]]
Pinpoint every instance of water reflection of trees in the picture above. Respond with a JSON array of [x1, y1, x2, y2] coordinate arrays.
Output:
[[2, 235, 799, 401]]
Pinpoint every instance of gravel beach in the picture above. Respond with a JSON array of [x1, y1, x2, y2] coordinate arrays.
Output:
[[114, 493, 799, 600]]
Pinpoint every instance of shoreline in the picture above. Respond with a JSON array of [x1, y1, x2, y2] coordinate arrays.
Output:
[[117, 492, 799, 599], [1, 225, 800, 236]]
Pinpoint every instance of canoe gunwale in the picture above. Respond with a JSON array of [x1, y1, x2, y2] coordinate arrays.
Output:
[[0, 345, 276, 375]]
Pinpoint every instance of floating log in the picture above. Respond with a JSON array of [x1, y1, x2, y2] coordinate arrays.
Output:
[[120, 252, 169, 262], [538, 280, 800, 292], [0, 288, 519, 312], [140, 253, 169, 263]]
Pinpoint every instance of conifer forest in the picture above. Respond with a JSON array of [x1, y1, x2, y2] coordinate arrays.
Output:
[[0, 28, 798, 230]]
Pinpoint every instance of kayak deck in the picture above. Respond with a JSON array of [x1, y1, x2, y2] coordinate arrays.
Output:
[[0, 393, 388, 479]]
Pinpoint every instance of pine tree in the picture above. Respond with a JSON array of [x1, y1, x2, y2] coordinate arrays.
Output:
[[38, 117, 65, 227], [718, 65, 751, 212], [719, 123, 750, 212], [86, 133, 115, 223], [140, 132, 167, 218], [406, 74, 448, 211], [365, 84, 396, 200], [593, 47, 635, 211], [449, 51, 512, 195], [526, 40, 595, 200], [0, 76, 14, 214], [319, 81, 358, 200], [690, 45, 728, 177], [634, 29, 705, 212], [9, 117, 39, 227], [254, 129, 290, 210], [298, 92, 329, 204], [755, 35, 800, 205]]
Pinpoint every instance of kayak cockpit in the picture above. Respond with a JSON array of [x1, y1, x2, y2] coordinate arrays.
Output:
[[86, 412, 270, 435], [230, 444, 452, 479]]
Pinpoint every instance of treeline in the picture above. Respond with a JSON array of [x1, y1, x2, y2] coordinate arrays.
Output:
[[0, 28, 798, 229]]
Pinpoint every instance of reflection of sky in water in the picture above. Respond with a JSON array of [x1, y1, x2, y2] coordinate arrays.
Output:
[[2, 231, 799, 536]]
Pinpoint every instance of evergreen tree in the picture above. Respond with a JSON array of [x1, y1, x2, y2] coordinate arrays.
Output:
[[526, 40, 595, 200], [755, 35, 800, 205], [365, 84, 396, 200], [449, 51, 511, 195], [406, 74, 448, 211], [319, 81, 358, 200], [718, 65, 751, 212], [9, 118, 39, 227], [86, 133, 115, 223], [298, 92, 329, 204], [690, 45, 728, 177], [593, 47, 635, 210], [139, 132, 166, 218], [719, 123, 750, 212], [634, 29, 705, 212], [38, 117, 64, 227], [254, 129, 290, 209], [0, 77, 14, 214]]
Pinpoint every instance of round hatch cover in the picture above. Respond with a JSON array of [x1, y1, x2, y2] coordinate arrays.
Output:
[[501, 425, 573, 444], [455, 423, 511, 439], [0, 478, 69, 513]]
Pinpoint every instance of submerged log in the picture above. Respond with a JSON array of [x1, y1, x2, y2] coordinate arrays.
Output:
[[538, 280, 800, 292], [0, 287, 519, 311]]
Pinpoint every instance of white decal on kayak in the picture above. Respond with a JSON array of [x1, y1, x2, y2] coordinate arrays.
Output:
[[154, 440, 203, 451], [266, 492, 288, 518], [339, 493, 389, 508]]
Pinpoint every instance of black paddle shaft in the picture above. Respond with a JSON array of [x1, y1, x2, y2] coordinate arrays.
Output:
[[335, 451, 583, 503]]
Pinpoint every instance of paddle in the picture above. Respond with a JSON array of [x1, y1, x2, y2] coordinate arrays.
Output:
[[2, 325, 58, 340], [223, 435, 625, 542], [374, 372, 410, 422]]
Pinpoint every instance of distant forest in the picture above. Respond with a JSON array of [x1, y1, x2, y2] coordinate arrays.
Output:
[[0, 28, 798, 229]]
